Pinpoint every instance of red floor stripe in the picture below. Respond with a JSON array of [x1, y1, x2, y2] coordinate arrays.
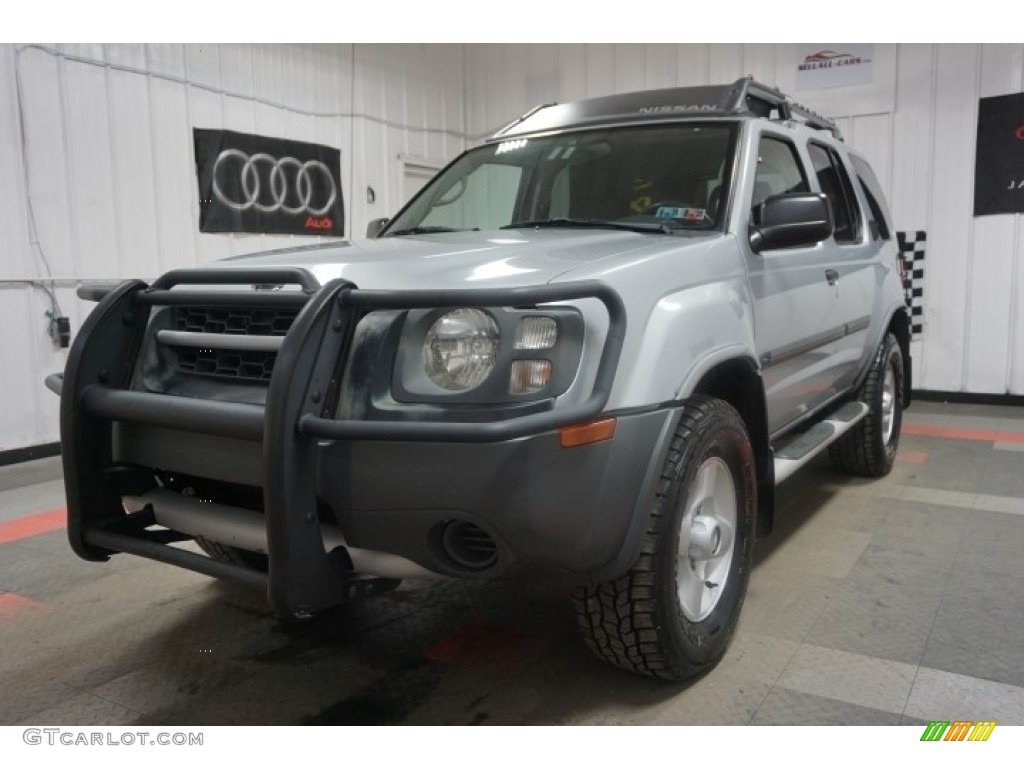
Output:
[[896, 449, 928, 465], [902, 424, 1024, 444], [0, 508, 66, 545], [0, 592, 52, 622]]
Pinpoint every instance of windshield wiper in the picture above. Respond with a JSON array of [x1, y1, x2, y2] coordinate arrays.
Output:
[[386, 225, 477, 236], [502, 217, 684, 234]]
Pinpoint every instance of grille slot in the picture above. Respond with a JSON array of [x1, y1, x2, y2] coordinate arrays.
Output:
[[175, 306, 297, 336], [176, 348, 277, 382], [166, 306, 299, 384]]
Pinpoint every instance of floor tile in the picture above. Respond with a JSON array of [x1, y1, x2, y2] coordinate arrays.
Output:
[[904, 667, 1024, 724], [919, 567, 1024, 688], [16, 690, 145, 726], [752, 687, 902, 725], [804, 548, 949, 665], [776, 644, 916, 714]]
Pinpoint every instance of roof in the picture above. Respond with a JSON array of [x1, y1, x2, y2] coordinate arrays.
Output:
[[487, 77, 842, 142]]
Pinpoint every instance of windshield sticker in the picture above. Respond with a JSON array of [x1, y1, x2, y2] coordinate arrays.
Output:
[[654, 206, 707, 221]]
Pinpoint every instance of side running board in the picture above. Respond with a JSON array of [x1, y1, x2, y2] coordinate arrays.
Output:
[[773, 402, 869, 484]]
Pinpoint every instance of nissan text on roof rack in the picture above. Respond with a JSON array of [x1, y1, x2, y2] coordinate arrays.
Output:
[[49, 77, 911, 681]]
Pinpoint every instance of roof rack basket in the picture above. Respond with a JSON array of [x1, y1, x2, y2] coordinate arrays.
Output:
[[727, 76, 843, 141]]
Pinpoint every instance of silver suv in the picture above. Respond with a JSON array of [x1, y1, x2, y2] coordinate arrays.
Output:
[[51, 77, 910, 681]]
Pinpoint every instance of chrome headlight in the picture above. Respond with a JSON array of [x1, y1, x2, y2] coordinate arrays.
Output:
[[422, 309, 500, 391], [391, 305, 585, 404]]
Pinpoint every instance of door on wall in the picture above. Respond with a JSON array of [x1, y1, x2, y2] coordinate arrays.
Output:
[[401, 157, 444, 205]]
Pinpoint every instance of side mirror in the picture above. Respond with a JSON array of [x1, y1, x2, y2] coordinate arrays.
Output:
[[749, 193, 833, 253], [366, 217, 390, 238]]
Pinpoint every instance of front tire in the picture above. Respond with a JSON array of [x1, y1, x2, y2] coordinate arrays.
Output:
[[573, 396, 757, 680], [829, 332, 904, 477]]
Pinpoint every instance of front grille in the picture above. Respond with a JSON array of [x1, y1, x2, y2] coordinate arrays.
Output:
[[176, 348, 277, 382], [138, 304, 304, 403], [170, 306, 299, 384], [175, 306, 297, 336]]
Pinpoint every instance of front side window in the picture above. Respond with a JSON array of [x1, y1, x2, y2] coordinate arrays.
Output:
[[384, 123, 738, 236], [751, 135, 809, 217], [808, 143, 862, 244]]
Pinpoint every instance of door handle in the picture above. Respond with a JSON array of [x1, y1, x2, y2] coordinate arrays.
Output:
[[825, 269, 840, 286]]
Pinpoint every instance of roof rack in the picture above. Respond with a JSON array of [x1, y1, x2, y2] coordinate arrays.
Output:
[[487, 76, 843, 142], [726, 76, 843, 140]]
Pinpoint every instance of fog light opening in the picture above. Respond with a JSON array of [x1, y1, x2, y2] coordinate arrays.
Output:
[[439, 520, 498, 571]]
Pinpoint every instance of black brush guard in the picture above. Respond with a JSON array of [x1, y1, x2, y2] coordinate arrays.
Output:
[[60, 268, 626, 618]]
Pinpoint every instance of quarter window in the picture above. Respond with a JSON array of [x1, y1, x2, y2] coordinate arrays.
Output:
[[850, 155, 892, 241], [808, 144, 862, 244]]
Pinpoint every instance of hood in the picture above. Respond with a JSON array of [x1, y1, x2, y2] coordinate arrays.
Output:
[[211, 229, 720, 290]]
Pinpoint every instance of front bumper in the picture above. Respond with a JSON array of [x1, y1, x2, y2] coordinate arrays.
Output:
[[58, 268, 652, 618]]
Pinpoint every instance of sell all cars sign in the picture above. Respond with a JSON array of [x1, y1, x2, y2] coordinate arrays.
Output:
[[974, 92, 1024, 216], [194, 129, 345, 236]]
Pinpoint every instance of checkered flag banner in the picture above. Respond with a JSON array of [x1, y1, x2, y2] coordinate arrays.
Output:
[[896, 231, 925, 338]]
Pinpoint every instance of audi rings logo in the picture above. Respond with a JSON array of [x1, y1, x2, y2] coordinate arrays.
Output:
[[194, 129, 344, 236], [212, 149, 337, 216]]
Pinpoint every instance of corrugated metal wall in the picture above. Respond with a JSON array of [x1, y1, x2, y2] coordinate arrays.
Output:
[[1, 43, 466, 452], [465, 43, 1024, 397]]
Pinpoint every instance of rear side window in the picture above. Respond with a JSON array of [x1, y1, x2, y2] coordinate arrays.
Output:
[[850, 155, 893, 240], [751, 135, 809, 218], [808, 143, 862, 244]]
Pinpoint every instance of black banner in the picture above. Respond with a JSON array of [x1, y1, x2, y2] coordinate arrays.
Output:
[[974, 92, 1024, 217], [194, 129, 344, 236]]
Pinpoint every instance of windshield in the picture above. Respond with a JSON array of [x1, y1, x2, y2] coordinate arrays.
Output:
[[383, 123, 737, 236]]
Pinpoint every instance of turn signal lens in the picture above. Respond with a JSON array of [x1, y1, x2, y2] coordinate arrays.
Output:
[[559, 418, 617, 448], [509, 360, 552, 395], [514, 316, 557, 350]]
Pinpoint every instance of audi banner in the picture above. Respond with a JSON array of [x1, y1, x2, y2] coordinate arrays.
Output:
[[194, 129, 345, 236], [974, 92, 1024, 217]]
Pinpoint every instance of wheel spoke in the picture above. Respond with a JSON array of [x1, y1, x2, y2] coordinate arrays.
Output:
[[687, 462, 716, 518], [677, 557, 705, 618]]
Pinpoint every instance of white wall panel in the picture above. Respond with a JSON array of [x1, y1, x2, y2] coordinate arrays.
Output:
[[923, 44, 979, 392], [584, 45, 618, 99], [675, 45, 709, 87], [145, 44, 186, 79], [743, 44, 778, 85], [0, 46, 31, 278], [107, 60, 161, 278], [63, 59, 120, 276], [147, 74, 196, 275], [849, 113, 892, 199], [18, 47, 75, 278], [1, 42, 466, 452], [1013, 215, 1024, 394], [708, 44, 746, 84]]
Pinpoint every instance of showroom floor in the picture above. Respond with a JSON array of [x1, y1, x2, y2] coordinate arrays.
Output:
[[1, 401, 1023, 726]]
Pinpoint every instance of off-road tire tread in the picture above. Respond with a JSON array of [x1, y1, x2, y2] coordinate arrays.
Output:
[[829, 333, 902, 477], [572, 395, 748, 680]]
